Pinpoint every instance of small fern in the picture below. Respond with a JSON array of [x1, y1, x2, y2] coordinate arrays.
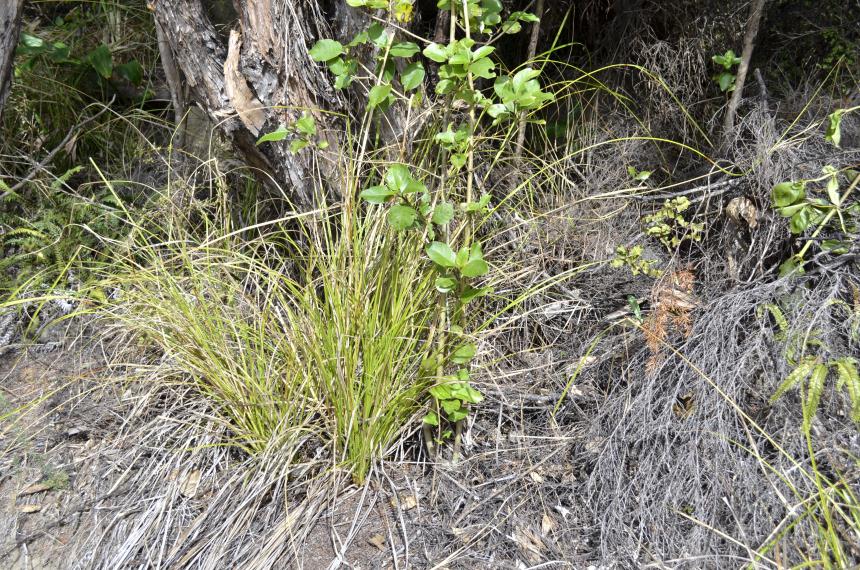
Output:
[[762, 302, 860, 431], [0, 166, 131, 294], [832, 357, 860, 423]]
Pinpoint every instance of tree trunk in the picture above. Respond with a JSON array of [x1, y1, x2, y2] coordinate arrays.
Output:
[[0, 0, 24, 123], [149, 0, 350, 208]]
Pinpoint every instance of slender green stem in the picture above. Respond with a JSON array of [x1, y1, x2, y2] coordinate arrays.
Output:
[[796, 171, 860, 261]]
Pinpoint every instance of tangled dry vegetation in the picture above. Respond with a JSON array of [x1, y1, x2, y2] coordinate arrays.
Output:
[[1, 1, 859, 568]]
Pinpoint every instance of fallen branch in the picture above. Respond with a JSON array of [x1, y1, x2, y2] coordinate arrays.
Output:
[[723, 0, 767, 144], [1, 99, 115, 199]]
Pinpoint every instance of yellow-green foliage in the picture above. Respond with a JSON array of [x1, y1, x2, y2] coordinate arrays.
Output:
[[100, 204, 438, 483]]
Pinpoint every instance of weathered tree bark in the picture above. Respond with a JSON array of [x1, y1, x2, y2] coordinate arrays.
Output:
[[149, 0, 348, 207], [0, 0, 24, 123]]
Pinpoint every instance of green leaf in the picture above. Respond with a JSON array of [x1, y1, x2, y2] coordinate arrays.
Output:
[[803, 363, 828, 431], [348, 31, 369, 47], [826, 175, 840, 205], [423, 411, 439, 426], [461, 259, 489, 278], [427, 242, 457, 268], [460, 285, 492, 304], [512, 68, 541, 92], [469, 57, 496, 79], [115, 60, 143, 85], [455, 246, 469, 268], [718, 72, 735, 92], [487, 103, 509, 118], [256, 125, 289, 145], [388, 204, 418, 230], [48, 41, 71, 62], [789, 207, 812, 234], [833, 358, 860, 423], [367, 23, 388, 48], [821, 239, 849, 254], [400, 62, 425, 91], [451, 383, 483, 404], [368, 83, 392, 109], [430, 384, 453, 400], [450, 153, 467, 170], [295, 114, 316, 136], [464, 193, 492, 212], [289, 139, 309, 153], [772, 181, 806, 208], [473, 46, 495, 60], [447, 408, 468, 422], [772, 357, 816, 402], [20, 33, 45, 50], [359, 185, 396, 204], [386, 163, 411, 193], [431, 202, 454, 225], [778, 256, 805, 278], [501, 21, 522, 34], [825, 110, 844, 147], [334, 72, 353, 90], [448, 50, 470, 66], [713, 50, 741, 69], [390, 41, 420, 57], [511, 11, 540, 23], [435, 276, 457, 293], [441, 399, 462, 415], [309, 39, 344, 62], [469, 241, 483, 261], [423, 43, 449, 63], [88, 44, 113, 79], [451, 343, 477, 364]]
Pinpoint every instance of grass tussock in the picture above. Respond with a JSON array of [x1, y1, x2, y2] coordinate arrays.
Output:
[[97, 196, 438, 483]]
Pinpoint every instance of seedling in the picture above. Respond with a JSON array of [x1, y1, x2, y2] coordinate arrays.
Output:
[[712, 49, 742, 92], [611, 245, 662, 278], [256, 113, 328, 153], [643, 197, 704, 250]]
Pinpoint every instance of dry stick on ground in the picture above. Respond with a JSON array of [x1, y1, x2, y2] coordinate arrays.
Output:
[[514, 0, 544, 162], [0, 100, 114, 199], [722, 0, 767, 145]]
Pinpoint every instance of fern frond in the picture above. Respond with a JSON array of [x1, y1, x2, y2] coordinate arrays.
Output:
[[802, 363, 828, 432], [1, 227, 50, 242], [772, 357, 817, 403], [832, 357, 860, 423], [49, 166, 84, 191], [758, 303, 789, 339]]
